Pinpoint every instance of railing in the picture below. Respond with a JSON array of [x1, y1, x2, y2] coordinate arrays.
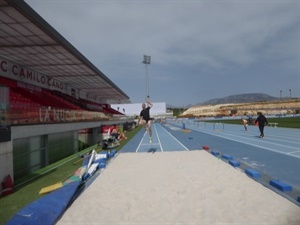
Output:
[[0, 108, 114, 126]]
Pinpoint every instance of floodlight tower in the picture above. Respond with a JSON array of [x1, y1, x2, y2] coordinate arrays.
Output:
[[142, 55, 151, 98], [280, 90, 282, 98]]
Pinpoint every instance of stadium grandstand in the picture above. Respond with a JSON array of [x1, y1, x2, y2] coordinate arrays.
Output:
[[0, 0, 134, 190]]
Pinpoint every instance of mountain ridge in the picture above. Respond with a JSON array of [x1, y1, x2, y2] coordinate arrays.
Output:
[[167, 93, 280, 108], [197, 93, 278, 106]]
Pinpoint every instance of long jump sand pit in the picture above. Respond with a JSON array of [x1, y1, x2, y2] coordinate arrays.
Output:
[[57, 150, 300, 225]]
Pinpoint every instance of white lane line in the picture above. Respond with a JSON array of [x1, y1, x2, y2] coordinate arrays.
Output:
[[219, 129, 300, 146], [191, 122, 300, 145], [160, 124, 189, 151], [135, 131, 147, 152], [186, 125, 300, 158], [141, 143, 160, 146], [198, 126, 300, 151], [154, 124, 164, 152], [217, 131, 300, 151], [288, 150, 300, 154]]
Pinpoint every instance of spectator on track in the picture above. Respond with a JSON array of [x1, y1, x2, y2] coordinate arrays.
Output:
[[255, 112, 268, 138], [242, 118, 248, 131]]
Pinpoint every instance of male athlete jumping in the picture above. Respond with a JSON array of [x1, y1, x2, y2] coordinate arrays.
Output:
[[138, 97, 153, 143]]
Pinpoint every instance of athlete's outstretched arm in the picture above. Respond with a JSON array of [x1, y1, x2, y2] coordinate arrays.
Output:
[[146, 97, 153, 108]]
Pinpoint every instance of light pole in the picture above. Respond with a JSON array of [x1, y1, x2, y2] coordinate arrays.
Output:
[[280, 90, 282, 98], [142, 55, 151, 98], [289, 89, 291, 98]]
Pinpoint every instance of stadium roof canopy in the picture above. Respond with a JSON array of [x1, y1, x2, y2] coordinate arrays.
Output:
[[0, 0, 130, 103]]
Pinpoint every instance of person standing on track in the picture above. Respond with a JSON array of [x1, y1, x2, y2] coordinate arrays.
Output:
[[138, 97, 153, 143], [255, 112, 268, 138], [242, 118, 248, 131]]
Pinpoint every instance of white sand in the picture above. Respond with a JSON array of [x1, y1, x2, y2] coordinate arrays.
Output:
[[57, 151, 300, 225]]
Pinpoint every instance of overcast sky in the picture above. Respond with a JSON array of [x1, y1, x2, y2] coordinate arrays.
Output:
[[25, 0, 299, 106]]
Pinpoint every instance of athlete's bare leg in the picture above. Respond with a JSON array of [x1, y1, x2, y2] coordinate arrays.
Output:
[[147, 120, 152, 142], [139, 119, 148, 132]]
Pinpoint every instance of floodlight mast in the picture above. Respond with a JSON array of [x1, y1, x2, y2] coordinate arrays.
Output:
[[142, 55, 151, 98]]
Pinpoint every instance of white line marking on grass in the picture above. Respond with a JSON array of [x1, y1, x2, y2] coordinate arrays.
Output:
[[160, 124, 189, 151]]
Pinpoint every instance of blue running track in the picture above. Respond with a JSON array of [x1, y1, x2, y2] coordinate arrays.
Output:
[[121, 119, 300, 190]]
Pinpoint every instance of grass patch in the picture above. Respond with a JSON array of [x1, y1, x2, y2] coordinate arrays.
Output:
[[0, 126, 142, 225]]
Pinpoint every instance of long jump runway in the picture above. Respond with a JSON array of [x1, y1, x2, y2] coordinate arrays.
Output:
[[121, 120, 300, 191], [55, 121, 300, 225], [121, 123, 188, 153]]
